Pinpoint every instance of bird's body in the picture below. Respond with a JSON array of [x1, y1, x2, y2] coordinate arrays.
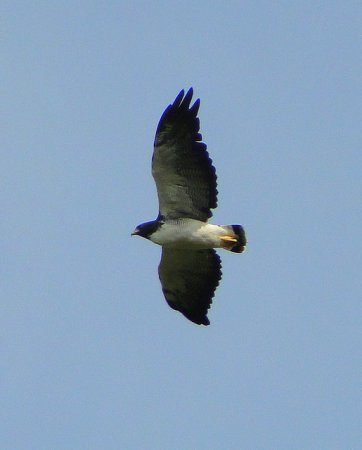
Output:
[[142, 219, 242, 251], [132, 88, 247, 325]]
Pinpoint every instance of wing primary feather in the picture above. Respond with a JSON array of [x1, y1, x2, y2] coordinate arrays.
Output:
[[172, 89, 185, 108], [180, 87, 194, 110], [189, 98, 200, 116]]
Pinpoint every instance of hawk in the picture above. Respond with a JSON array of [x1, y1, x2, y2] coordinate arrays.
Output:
[[132, 89, 247, 325]]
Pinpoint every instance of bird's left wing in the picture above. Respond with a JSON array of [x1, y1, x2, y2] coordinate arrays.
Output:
[[158, 248, 222, 325], [152, 89, 218, 221]]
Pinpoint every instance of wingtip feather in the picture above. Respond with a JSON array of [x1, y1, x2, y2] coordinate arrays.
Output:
[[181, 87, 194, 109], [173, 89, 185, 107]]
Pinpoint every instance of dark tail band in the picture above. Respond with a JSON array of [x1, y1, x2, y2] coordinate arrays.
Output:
[[230, 225, 247, 253]]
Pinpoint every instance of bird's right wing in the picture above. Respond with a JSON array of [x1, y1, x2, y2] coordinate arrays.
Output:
[[158, 248, 222, 325]]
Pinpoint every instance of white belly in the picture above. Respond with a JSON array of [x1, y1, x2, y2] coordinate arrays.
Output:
[[150, 219, 226, 249]]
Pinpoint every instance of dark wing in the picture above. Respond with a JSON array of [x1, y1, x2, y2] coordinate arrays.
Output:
[[152, 89, 218, 221], [158, 248, 222, 325]]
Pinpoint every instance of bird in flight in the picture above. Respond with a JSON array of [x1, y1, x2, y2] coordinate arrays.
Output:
[[132, 88, 247, 325]]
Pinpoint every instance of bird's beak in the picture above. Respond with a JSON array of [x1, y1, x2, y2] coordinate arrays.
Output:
[[131, 228, 139, 236]]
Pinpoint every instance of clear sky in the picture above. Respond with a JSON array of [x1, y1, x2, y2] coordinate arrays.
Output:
[[2, 2, 362, 449]]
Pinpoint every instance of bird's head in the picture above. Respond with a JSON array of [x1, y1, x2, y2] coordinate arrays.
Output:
[[131, 220, 161, 240]]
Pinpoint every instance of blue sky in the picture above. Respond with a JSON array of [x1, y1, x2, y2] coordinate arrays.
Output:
[[2, 2, 362, 449]]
